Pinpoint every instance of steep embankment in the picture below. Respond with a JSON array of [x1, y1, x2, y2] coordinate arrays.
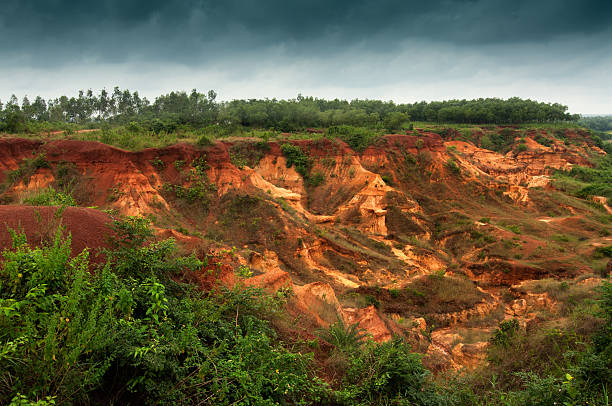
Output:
[[0, 127, 609, 370]]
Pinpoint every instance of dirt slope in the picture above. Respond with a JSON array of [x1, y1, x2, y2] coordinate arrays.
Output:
[[0, 128, 609, 370]]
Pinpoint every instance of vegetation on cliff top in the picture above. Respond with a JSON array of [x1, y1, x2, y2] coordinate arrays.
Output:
[[0, 88, 579, 136]]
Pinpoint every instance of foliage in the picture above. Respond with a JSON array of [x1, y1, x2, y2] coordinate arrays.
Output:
[[383, 112, 411, 131], [306, 171, 326, 187], [490, 319, 519, 347], [0, 220, 331, 405], [326, 125, 380, 152], [554, 154, 612, 200], [3, 154, 50, 187], [163, 181, 213, 206], [280, 143, 313, 179], [229, 140, 270, 169], [150, 156, 165, 170], [579, 115, 612, 132], [337, 339, 443, 405], [1, 89, 577, 137], [463, 282, 612, 405], [20, 187, 76, 207], [514, 142, 528, 153], [445, 159, 461, 175], [0, 214, 607, 405], [479, 128, 517, 153], [534, 134, 553, 147], [594, 245, 612, 258], [316, 319, 367, 353]]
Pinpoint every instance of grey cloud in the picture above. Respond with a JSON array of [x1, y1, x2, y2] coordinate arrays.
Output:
[[1, 0, 611, 65], [1, 0, 611, 114]]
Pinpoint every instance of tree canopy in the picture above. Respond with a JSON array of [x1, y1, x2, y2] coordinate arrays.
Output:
[[0, 88, 578, 134]]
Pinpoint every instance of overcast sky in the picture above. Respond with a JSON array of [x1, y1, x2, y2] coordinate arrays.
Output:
[[1, 0, 611, 114]]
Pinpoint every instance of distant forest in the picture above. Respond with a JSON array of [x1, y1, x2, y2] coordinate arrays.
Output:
[[579, 115, 612, 133], [0, 88, 580, 134]]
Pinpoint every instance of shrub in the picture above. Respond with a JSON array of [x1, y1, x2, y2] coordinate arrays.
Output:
[[502, 223, 522, 234], [150, 156, 165, 169], [306, 171, 326, 187], [338, 339, 442, 405], [317, 319, 367, 353], [4, 154, 50, 186], [327, 125, 380, 152], [20, 187, 76, 207], [399, 274, 486, 316], [490, 319, 520, 348], [515, 143, 528, 154], [594, 245, 612, 258], [2, 112, 27, 133], [163, 181, 212, 206], [196, 134, 212, 146], [229, 141, 269, 169], [281, 143, 312, 178], [281, 143, 326, 187], [381, 174, 393, 185], [126, 121, 143, 132], [445, 159, 461, 175], [0, 220, 330, 405], [383, 112, 411, 131], [534, 134, 553, 147], [173, 159, 185, 171], [479, 128, 516, 153]]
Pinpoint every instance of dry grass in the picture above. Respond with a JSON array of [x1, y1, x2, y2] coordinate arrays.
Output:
[[516, 277, 599, 315], [353, 274, 488, 318], [452, 327, 493, 345]]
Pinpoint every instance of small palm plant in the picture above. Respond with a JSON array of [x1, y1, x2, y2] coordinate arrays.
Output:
[[317, 318, 368, 352]]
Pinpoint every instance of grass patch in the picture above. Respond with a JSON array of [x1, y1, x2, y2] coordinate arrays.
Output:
[[20, 187, 77, 206], [229, 140, 270, 168]]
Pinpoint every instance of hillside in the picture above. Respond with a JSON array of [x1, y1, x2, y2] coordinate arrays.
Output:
[[0, 124, 611, 404]]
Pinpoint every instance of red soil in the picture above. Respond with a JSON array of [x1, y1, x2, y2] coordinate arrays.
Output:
[[0, 205, 113, 262]]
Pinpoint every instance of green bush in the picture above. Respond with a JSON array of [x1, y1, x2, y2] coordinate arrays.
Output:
[[502, 223, 522, 234], [306, 171, 326, 187], [515, 143, 528, 153], [383, 112, 411, 131], [479, 129, 516, 153], [337, 339, 442, 405], [381, 174, 393, 185], [317, 319, 367, 353], [445, 159, 461, 175], [0, 220, 330, 404], [229, 141, 269, 169], [556, 154, 612, 200], [196, 134, 212, 146], [594, 245, 612, 258], [0, 216, 609, 404], [280, 143, 311, 177], [326, 125, 380, 152], [4, 154, 50, 186], [20, 187, 76, 206], [490, 319, 520, 348], [534, 134, 553, 147]]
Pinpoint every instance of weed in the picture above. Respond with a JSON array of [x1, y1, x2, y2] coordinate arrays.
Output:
[[20, 187, 76, 207], [150, 156, 165, 170], [173, 159, 185, 171]]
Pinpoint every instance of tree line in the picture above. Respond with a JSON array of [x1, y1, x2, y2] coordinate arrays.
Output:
[[578, 115, 612, 135], [0, 88, 578, 133]]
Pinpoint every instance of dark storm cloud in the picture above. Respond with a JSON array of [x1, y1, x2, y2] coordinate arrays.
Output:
[[2, 0, 612, 113], [1, 0, 611, 64]]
